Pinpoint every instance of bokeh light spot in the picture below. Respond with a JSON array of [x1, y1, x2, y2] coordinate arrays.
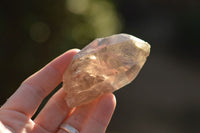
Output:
[[66, 0, 89, 14], [88, 1, 122, 37], [30, 22, 51, 43]]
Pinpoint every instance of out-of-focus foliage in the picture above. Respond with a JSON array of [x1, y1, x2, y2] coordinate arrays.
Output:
[[66, 0, 121, 41]]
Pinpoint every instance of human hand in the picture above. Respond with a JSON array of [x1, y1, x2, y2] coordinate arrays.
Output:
[[0, 49, 116, 133]]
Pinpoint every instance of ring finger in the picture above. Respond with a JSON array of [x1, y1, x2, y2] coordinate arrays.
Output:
[[57, 93, 116, 133]]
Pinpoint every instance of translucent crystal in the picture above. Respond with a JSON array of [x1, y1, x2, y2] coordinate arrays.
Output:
[[63, 34, 150, 108]]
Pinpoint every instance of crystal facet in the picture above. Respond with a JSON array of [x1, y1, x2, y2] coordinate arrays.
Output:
[[63, 34, 150, 108]]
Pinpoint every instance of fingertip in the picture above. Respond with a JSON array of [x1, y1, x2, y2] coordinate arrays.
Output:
[[81, 93, 116, 133], [65, 49, 80, 57], [49, 48, 80, 75], [59, 48, 80, 62], [100, 93, 116, 109], [70, 48, 81, 53], [98, 93, 116, 113], [88, 93, 116, 126]]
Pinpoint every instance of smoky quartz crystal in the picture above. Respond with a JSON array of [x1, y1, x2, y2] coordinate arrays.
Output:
[[63, 34, 151, 108]]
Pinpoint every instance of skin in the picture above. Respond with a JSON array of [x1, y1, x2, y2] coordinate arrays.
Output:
[[0, 49, 116, 133]]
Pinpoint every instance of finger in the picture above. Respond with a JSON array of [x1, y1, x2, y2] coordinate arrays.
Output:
[[81, 93, 116, 133], [57, 96, 99, 133], [1, 49, 79, 117], [57, 93, 116, 133], [34, 89, 71, 133]]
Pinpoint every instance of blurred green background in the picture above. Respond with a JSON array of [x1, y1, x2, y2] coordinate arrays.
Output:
[[0, 0, 200, 132]]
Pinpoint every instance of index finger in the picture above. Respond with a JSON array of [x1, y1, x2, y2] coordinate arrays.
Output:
[[1, 49, 79, 117]]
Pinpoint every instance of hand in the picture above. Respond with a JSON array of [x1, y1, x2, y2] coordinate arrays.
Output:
[[0, 49, 116, 133]]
